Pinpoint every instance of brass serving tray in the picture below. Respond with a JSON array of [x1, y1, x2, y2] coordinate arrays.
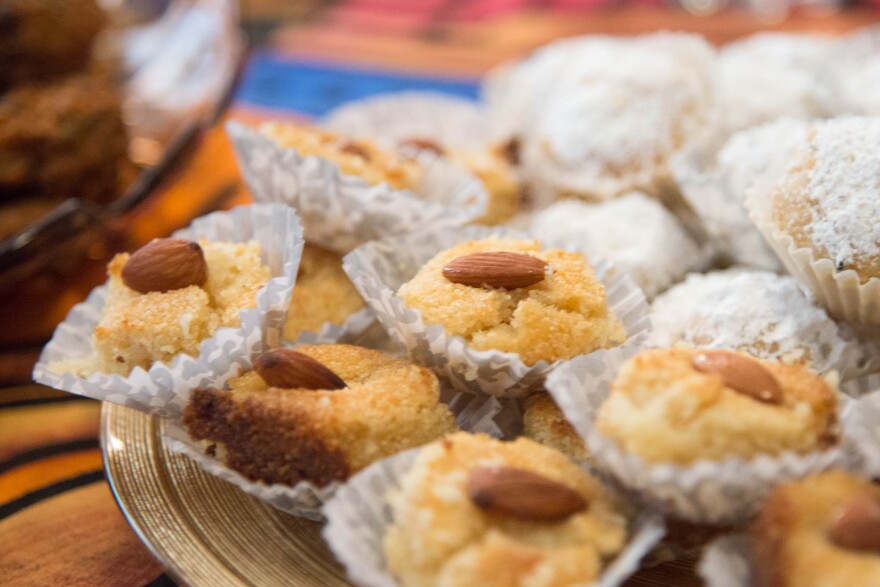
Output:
[[100, 403, 349, 586], [100, 402, 695, 587]]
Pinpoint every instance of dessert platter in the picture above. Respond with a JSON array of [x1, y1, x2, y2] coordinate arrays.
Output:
[[35, 25, 880, 587]]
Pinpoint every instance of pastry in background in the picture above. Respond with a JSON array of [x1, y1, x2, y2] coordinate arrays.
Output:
[[523, 392, 588, 462]]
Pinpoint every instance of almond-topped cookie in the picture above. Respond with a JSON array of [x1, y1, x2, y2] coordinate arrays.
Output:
[[383, 432, 630, 587], [182, 345, 456, 487], [754, 471, 880, 587], [596, 348, 840, 465], [397, 237, 626, 365], [52, 237, 270, 377], [260, 122, 423, 190]]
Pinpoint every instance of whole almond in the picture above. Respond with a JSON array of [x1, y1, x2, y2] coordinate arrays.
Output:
[[692, 350, 783, 405], [400, 137, 445, 156], [121, 238, 208, 294], [253, 348, 346, 390], [339, 141, 371, 160], [500, 137, 520, 165], [827, 495, 880, 553], [467, 466, 587, 522], [443, 252, 548, 290]]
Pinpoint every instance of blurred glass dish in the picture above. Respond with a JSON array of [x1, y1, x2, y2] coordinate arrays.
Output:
[[0, 0, 243, 293]]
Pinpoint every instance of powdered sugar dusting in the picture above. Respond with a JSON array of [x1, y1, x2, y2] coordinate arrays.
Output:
[[798, 118, 880, 265], [647, 269, 862, 374], [529, 193, 706, 298]]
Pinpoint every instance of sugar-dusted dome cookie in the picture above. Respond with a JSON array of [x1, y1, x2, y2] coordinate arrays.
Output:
[[530, 193, 705, 298], [596, 348, 840, 465], [284, 244, 365, 340], [183, 345, 456, 487], [648, 270, 861, 374], [383, 432, 630, 587], [768, 117, 880, 284], [397, 237, 626, 365], [506, 33, 714, 202], [754, 471, 880, 587], [715, 33, 831, 136]]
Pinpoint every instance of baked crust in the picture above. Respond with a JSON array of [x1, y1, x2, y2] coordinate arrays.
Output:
[[522, 393, 588, 462]]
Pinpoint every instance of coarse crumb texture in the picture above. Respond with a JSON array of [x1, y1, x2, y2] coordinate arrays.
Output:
[[259, 122, 423, 190], [62, 240, 269, 377], [383, 432, 629, 587], [596, 348, 840, 465], [770, 117, 880, 283], [523, 393, 589, 463], [517, 33, 714, 201], [284, 244, 365, 340], [448, 144, 520, 225], [182, 344, 457, 487], [754, 471, 880, 587], [714, 33, 831, 136], [529, 193, 704, 299], [397, 238, 627, 365], [647, 270, 861, 374]]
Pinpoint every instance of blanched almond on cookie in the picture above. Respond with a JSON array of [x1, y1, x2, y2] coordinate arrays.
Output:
[[827, 495, 880, 553], [692, 350, 783, 405], [468, 466, 587, 522], [121, 238, 208, 294], [253, 348, 346, 390], [443, 252, 548, 290], [399, 137, 445, 156]]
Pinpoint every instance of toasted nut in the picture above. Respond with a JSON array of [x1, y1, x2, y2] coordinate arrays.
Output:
[[500, 137, 520, 165], [252, 348, 346, 391], [121, 238, 208, 294], [400, 137, 445, 156], [828, 495, 880, 553], [443, 251, 548, 290], [339, 141, 371, 160], [692, 350, 783, 405], [468, 466, 587, 522]]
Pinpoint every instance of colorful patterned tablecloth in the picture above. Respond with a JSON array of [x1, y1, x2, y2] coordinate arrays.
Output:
[[1, 3, 877, 585]]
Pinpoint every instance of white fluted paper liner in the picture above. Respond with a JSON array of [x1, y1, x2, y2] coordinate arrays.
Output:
[[748, 197, 880, 337], [322, 446, 666, 587], [286, 307, 377, 346], [545, 350, 867, 525], [322, 91, 492, 152], [163, 388, 509, 519], [33, 204, 304, 420], [697, 535, 754, 587], [843, 389, 880, 477], [227, 120, 487, 254], [669, 143, 780, 272], [342, 225, 651, 398]]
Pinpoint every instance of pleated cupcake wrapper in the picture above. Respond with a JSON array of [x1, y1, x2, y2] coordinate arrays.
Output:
[[321, 91, 493, 153], [697, 535, 754, 587], [545, 351, 868, 525], [32, 204, 304, 420], [164, 389, 510, 520], [322, 445, 666, 587], [669, 145, 781, 272], [285, 307, 378, 346], [841, 389, 880, 477], [748, 202, 880, 337], [227, 121, 488, 255], [342, 225, 651, 398]]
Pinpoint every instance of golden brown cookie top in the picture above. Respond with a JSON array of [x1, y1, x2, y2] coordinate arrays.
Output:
[[383, 432, 629, 587], [398, 237, 626, 365], [260, 122, 423, 191], [755, 471, 880, 587], [597, 347, 839, 464]]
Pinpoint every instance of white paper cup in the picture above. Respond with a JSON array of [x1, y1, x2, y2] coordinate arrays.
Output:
[[545, 351, 867, 525], [322, 445, 665, 587], [697, 535, 754, 587], [342, 225, 651, 398], [227, 120, 487, 254], [33, 204, 304, 420]]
